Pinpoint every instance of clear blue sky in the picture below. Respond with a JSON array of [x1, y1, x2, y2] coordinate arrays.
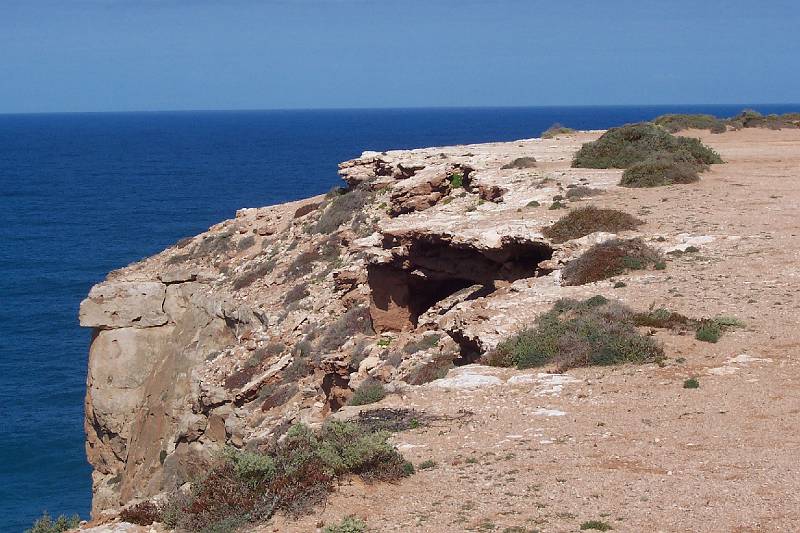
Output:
[[2, 0, 798, 113]]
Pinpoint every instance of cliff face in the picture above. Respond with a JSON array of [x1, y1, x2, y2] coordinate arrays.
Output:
[[79, 132, 608, 514], [77, 127, 800, 531]]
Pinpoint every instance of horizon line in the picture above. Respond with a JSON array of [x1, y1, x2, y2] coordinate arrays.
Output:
[[2, 102, 799, 117]]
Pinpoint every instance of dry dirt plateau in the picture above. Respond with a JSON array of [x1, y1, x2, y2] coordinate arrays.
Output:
[[79, 128, 800, 532]]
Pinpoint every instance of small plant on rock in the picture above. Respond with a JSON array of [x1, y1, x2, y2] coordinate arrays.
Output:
[[348, 379, 387, 406], [683, 377, 700, 389], [580, 520, 613, 531]]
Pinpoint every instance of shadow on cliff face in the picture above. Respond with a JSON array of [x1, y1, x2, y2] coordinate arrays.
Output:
[[368, 235, 554, 333]]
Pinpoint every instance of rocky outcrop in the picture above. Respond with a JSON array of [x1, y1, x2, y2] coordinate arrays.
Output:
[[79, 129, 689, 518]]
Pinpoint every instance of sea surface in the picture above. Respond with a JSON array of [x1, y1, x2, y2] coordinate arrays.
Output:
[[0, 104, 796, 531]]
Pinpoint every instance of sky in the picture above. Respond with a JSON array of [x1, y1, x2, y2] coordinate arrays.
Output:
[[1, 0, 798, 113]]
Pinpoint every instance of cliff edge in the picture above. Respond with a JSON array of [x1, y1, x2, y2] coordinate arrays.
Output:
[[78, 127, 800, 532]]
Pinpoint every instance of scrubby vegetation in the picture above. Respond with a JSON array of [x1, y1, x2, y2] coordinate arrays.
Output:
[[620, 152, 700, 187], [653, 113, 727, 133], [561, 238, 664, 285], [572, 123, 722, 173], [580, 520, 614, 531], [317, 305, 373, 353], [684, 377, 700, 389], [323, 516, 367, 533], [161, 421, 411, 532], [541, 123, 576, 138], [232, 258, 277, 290], [501, 156, 537, 169], [727, 109, 800, 130], [542, 206, 642, 244], [695, 320, 722, 343], [347, 379, 387, 406], [486, 296, 663, 371], [564, 185, 602, 200], [25, 513, 80, 533], [313, 188, 371, 234]]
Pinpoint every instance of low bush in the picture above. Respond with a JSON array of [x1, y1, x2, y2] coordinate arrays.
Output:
[[402, 334, 441, 354], [486, 296, 663, 371], [620, 152, 700, 188], [283, 283, 310, 305], [653, 113, 727, 133], [561, 238, 664, 285], [564, 185, 602, 200], [285, 249, 320, 279], [348, 379, 387, 406], [314, 188, 371, 235], [501, 156, 537, 169], [580, 520, 613, 531], [120, 501, 161, 525], [25, 513, 81, 533], [695, 320, 722, 343], [542, 206, 642, 244], [164, 422, 411, 532], [317, 306, 374, 353], [572, 123, 722, 169], [324, 516, 367, 533], [541, 123, 577, 138], [726, 109, 799, 130], [232, 258, 277, 290], [683, 377, 700, 389]]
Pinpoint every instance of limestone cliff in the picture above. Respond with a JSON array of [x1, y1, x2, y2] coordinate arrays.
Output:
[[77, 130, 675, 515]]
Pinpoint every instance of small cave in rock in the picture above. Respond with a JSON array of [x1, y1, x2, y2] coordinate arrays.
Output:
[[368, 236, 553, 332]]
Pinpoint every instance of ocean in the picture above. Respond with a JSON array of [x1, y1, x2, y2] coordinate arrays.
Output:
[[0, 104, 796, 531]]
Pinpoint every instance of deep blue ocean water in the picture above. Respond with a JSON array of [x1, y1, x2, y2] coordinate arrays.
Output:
[[1, 104, 797, 531]]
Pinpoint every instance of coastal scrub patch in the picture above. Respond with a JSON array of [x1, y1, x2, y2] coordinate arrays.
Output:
[[572, 123, 722, 169], [232, 258, 278, 290], [163, 421, 411, 532], [324, 516, 367, 533], [727, 109, 800, 130], [580, 520, 613, 531], [561, 238, 664, 285], [25, 513, 81, 533], [620, 152, 700, 188], [501, 156, 537, 170], [565, 185, 602, 200], [541, 123, 577, 138], [317, 305, 374, 353], [653, 113, 727, 133], [348, 379, 387, 406], [314, 188, 371, 235], [485, 296, 663, 371], [542, 206, 642, 243]]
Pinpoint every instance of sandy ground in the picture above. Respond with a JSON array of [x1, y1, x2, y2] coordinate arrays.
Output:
[[262, 129, 800, 532]]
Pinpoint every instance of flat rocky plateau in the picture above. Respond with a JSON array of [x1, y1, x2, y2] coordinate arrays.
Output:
[[77, 128, 800, 532]]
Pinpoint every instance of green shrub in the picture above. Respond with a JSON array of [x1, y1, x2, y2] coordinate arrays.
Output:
[[526, 200, 541, 208], [572, 123, 722, 169], [450, 172, 465, 188], [232, 258, 277, 290], [542, 206, 642, 244], [501, 157, 537, 169], [683, 377, 700, 389], [580, 520, 613, 531], [541, 123, 577, 138], [324, 516, 367, 533], [695, 320, 722, 343], [25, 512, 81, 533], [726, 109, 800, 130], [314, 188, 371, 234], [165, 421, 411, 531], [418, 459, 437, 470], [402, 334, 441, 354], [317, 306, 373, 353], [562, 238, 664, 285], [653, 113, 727, 133], [487, 296, 663, 371], [620, 152, 700, 187], [348, 379, 387, 406]]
